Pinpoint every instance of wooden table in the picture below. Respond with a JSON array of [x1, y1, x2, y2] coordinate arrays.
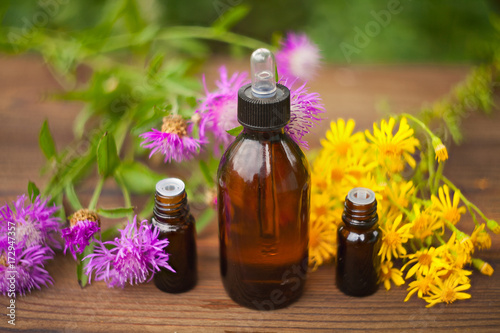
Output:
[[1, 56, 499, 332]]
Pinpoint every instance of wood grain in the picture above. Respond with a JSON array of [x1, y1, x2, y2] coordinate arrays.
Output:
[[1, 55, 499, 332]]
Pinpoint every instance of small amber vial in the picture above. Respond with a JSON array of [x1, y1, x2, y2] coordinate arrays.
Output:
[[336, 187, 381, 297], [152, 178, 197, 293]]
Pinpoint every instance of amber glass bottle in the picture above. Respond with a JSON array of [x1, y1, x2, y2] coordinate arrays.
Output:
[[152, 178, 197, 293], [336, 187, 381, 297], [218, 49, 310, 310]]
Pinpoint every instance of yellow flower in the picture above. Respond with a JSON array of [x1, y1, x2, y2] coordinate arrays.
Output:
[[310, 192, 339, 223], [321, 118, 366, 156], [409, 204, 443, 241], [379, 260, 405, 291], [404, 269, 443, 302], [486, 219, 500, 234], [471, 258, 494, 276], [402, 247, 449, 279], [308, 216, 337, 271], [365, 117, 420, 173], [431, 185, 466, 225], [423, 275, 471, 307], [379, 214, 414, 262], [470, 224, 491, 250], [432, 136, 448, 163], [439, 232, 474, 275], [386, 180, 415, 209]]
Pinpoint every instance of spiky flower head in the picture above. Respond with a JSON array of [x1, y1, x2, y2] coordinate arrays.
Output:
[[196, 66, 249, 148], [140, 115, 203, 163], [276, 32, 321, 82], [61, 209, 101, 260], [0, 194, 60, 249], [197, 66, 324, 149], [0, 238, 54, 296], [282, 80, 324, 148], [84, 216, 174, 288]]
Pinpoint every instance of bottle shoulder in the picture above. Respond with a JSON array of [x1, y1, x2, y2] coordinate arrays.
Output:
[[218, 132, 310, 182], [338, 223, 381, 243]]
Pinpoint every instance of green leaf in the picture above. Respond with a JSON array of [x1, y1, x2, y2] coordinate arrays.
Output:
[[116, 161, 163, 194], [213, 4, 250, 33], [77, 241, 95, 288], [199, 161, 215, 187], [54, 193, 66, 224], [101, 224, 122, 242], [196, 208, 215, 234], [227, 125, 243, 137], [27, 181, 40, 202], [39, 119, 57, 159], [73, 106, 94, 139], [65, 184, 83, 211], [96, 132, 119, 177], [97, 207, 135, 219], [147, 53, 165, 78], [138, 195, 155, 221]]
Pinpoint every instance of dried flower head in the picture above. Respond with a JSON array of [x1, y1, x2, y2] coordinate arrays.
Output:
[[62, 209, 101, 260]]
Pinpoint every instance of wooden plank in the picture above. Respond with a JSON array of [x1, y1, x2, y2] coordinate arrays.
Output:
[[0, 56, 499, 332]]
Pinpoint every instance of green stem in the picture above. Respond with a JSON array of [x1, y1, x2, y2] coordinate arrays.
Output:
[[402, 113, 436, 137], [426, 138, 436, 194], [388, 198, 412, 217], [433, 160, 445, 193], [97, 26, 272, 55], [88, 177, 105, 211], [435, 233, 446, 245], [114, 172, 133, 220]]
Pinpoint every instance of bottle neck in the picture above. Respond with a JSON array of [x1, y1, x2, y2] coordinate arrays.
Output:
[[242, 126, 285, 141], [153, 190, 190, 224], [342, 196, 378, 230]]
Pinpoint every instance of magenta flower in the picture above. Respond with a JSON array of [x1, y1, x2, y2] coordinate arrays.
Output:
[[140, 115, 203, 163], [282, 79, 325, 148], [0, 194, 60, 249], [84, 216, 174, 288], [196, 66, 249, 148], [61, 220, 100, 259], [0, 238, 54, 296], [276, 32, 321, 82]]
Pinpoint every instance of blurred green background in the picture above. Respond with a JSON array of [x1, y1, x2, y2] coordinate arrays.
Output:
[[1, 0, 499, 63]]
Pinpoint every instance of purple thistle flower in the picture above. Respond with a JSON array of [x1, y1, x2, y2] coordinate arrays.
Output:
[[140, 115, 203, 163], [282, 79, 325, 148], [196, 66, 250, 148], [84, 216, 174, 288], [0, 195, 60, 249], [276, 32, 321, 82], [0, 238, 54, 296], [61, 220, 100, 260]]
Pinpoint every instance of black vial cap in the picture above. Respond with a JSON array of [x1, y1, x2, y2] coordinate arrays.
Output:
[[237, 83, 290, 130]]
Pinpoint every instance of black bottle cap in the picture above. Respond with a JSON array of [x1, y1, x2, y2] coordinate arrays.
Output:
[[237, 83, 290, 130]]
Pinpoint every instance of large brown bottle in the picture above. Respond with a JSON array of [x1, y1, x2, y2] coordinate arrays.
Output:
[[152, 178, 197, 293], [217, 49, 310, 310]]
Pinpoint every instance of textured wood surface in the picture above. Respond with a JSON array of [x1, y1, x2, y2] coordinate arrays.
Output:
[[1, 55, 500, 332]]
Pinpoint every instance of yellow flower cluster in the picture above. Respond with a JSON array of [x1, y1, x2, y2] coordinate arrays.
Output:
[[310, 117, 497, 307]]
